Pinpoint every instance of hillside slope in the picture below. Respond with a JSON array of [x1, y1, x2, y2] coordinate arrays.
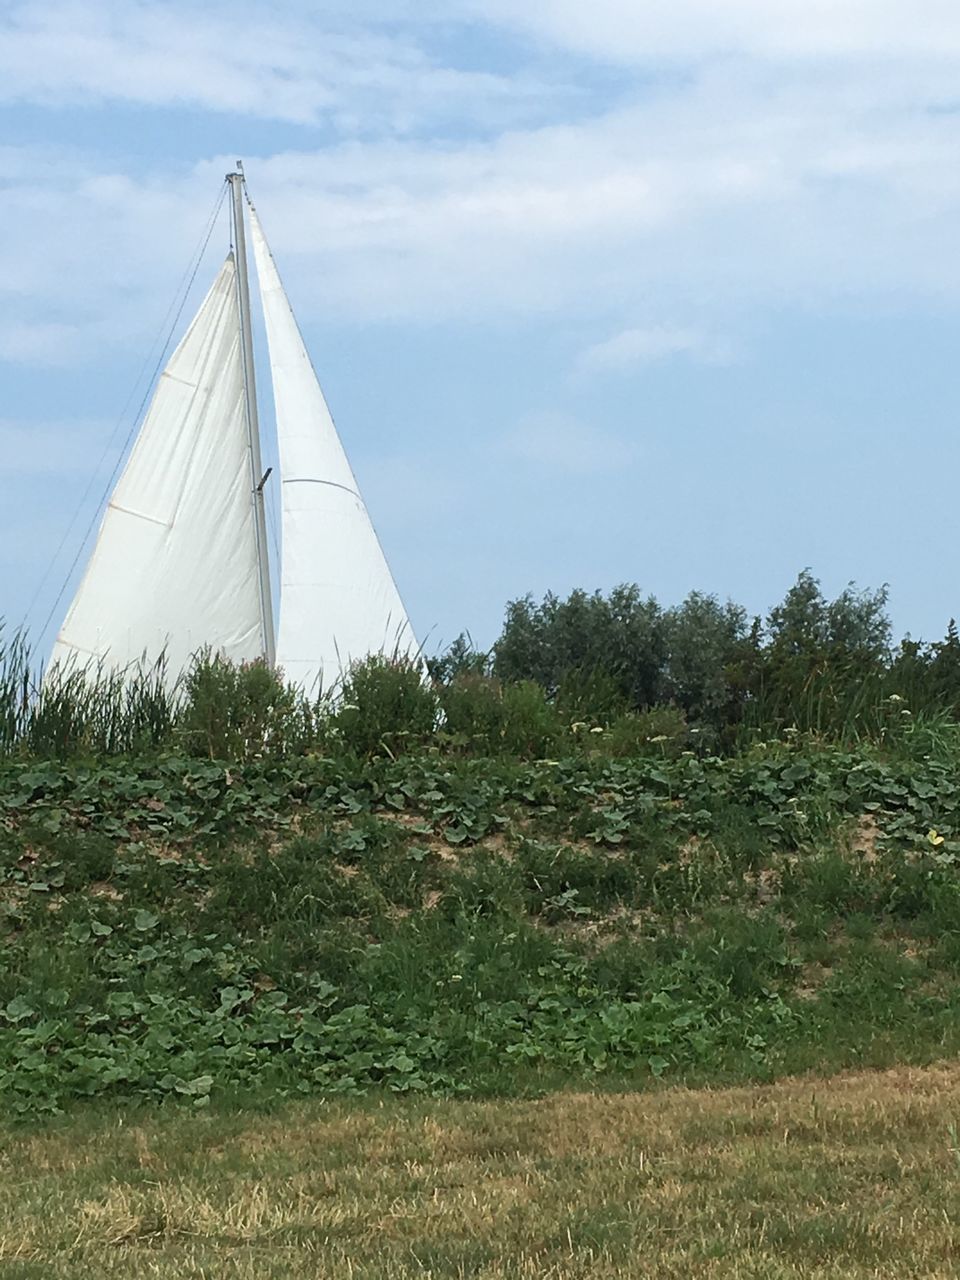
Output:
[[3, 745, 960, 1114]]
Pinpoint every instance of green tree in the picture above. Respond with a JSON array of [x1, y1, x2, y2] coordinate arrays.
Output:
[[493, 585, 666, 710], [757, 570, 891, 733], [662, 592, 758, 737]]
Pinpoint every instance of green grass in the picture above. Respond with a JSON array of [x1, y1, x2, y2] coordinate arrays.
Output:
[[4, 742, 960, 1114], [3, 723, 960, 1275], [4, 1063, 960, 1277]]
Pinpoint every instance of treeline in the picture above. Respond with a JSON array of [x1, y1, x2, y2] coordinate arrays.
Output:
[[431, 570, 960, 747], [2, 570, 959, 761]]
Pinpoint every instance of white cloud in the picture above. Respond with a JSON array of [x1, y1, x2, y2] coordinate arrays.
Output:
[[578, 326, 739, 374], [0, 0, 553, 130], [2, 4, 960, 368], [505, 412, 639, 475], [469, 0, 960, 63]]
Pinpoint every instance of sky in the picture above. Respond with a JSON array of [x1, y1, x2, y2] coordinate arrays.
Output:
[[4, 0, 960, 658]]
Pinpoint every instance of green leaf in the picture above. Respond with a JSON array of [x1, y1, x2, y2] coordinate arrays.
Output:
[[4, 996, 35, 1023]]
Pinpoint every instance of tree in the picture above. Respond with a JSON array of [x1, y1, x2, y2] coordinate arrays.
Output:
[[758, 570, 892, 732], [662, 592, 757, 735], [493, 585, 666, 709]]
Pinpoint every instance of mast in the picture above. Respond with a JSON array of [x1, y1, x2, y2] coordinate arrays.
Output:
[[227, 163, 276, 667]]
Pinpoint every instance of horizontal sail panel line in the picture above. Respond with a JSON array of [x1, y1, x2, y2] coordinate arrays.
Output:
[[282, 478, 361, 499], [107, 502, 173, 529]]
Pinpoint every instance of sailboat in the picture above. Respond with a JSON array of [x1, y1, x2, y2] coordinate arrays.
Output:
[[49, 166, 418, 694]]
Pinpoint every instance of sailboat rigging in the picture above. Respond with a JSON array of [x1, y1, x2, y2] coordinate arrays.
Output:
[[49, 166, 418, 693]]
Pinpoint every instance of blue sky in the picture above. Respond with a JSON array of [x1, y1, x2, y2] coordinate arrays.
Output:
[[4, 0, 960, 658]]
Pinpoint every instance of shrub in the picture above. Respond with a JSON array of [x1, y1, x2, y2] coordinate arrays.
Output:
[[493, 585, 666, 709], [335, 655, 437, 757], [592, 707, 690, 759], [426, 633, 490, 684], [554, 668, 628, 721], [439, 674, 563, 757], [749, 570, 894, 738], [500, 681, 564, 757], [176, 652, 318, 760], [439, 674, 507, 749]]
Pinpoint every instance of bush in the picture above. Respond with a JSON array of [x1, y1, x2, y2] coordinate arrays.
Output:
[[176, 652, 319, 760], [590, 707, 690, 759], [439, 674, 563, 757], [500, 681, 564, 757], [335, 655, 437, 757], [426, 633, 490, 684]]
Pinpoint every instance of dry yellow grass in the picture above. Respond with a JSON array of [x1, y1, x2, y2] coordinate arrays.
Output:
[[3, 1063, 960, 1278]]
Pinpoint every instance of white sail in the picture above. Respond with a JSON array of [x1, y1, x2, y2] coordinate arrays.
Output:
[[50, 254, 266, 686], [248, 205, 418, 692]]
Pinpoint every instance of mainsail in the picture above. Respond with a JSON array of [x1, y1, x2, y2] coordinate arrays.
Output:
[[50, 255, 266, 682], [249, 204, 418, 693]]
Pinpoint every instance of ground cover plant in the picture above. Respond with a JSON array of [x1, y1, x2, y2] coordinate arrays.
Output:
[[3, 1063, 960, 1277], [3, 733, 960, 1115]]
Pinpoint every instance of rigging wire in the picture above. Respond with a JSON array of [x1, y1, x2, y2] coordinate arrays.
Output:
[[29, 182, 229, 651]]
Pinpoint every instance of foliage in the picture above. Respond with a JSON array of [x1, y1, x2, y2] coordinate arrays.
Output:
[[592, 706, 690, 758], [177, 652, 321, 759], [488, 571, 960, 744], [493, 585, 666, 709], [750, 570, 894, 736], [438, 674, 564, 757], [334, 654, 438, 757], [661, 592, 757, 742], [28, 658, 174, 760], [3, 737, 960, 1115], [426, 632, 490, 684], [8, 566, 960, 765]]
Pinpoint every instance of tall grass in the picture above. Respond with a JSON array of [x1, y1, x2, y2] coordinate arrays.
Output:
[[0, 628, 321, 762], [0, 625, 31, 755], [0, 630, 444, 763], [4, 617, 958, 766], [740, 658, 960, 751]]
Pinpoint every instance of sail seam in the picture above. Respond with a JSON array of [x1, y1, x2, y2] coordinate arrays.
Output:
[[161, 370, 204, 391], [282, 478, 361, 500], [108, 502, 172, 528]]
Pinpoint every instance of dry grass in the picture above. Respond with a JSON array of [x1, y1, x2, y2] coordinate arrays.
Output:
[[3, 1064, 960, 1278]]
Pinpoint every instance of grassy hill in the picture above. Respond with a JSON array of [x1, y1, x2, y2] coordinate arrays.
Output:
[[4, 730, 960, 1117]]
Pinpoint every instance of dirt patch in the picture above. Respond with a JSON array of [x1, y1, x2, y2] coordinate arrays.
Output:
[[851, 814, 881, 863]]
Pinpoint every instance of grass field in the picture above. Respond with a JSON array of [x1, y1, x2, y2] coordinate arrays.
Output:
[[5, 709, 960, 1274], [3, 1063, 960, 1278]]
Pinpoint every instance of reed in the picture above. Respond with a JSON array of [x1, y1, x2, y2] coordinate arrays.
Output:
[[5, 608, 960, 765]]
